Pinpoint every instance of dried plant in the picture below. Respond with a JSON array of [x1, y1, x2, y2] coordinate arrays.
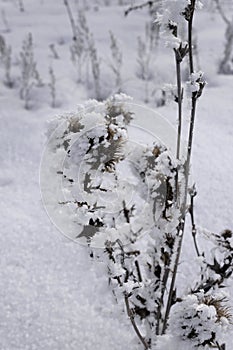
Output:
[[19, 33, 42, 109], [44, 1, 233, 349], [213, 0, 233, 74], [109, 31, 123, 92], [48, 65, 57, 108]]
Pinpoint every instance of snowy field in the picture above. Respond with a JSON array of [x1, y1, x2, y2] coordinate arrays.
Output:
[[0, 0, 233, 349]]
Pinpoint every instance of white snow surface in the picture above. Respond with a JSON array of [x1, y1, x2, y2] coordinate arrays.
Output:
[[0, 1, 233, 349]]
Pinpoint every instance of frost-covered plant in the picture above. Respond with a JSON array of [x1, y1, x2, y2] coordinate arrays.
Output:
[[3, 45, 13, 87], [70, 36, 85, 82], [213, 0, 233, 74], [108, 31, 123, 92], [136, 34, 153, 103], [65, 4, 102, 97], [43, 92, 185, 349], [169, 292, 231, 348], [88, 34, 101, 100], [0, 34, 5, 58], [69, 9, 90, 83], [126, 1, 162, 104], [70, 34, 85, 83], [0, 35, 13, 87], [43, 1, 233, 349], [19, 33, 42, 109], [193, 228, 233, 293], [104, 0, 230, 348]]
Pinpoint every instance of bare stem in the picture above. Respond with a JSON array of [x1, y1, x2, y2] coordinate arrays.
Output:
[[189, 186, 200, 257], [174, 49, 183, 202], [63, 0, 77, 41], [125, 0, 155, 16], [124, 295, 149, 349], [162, 0, 198, 334], [188, 1, 195, 75], [175, 57, 182, 161]]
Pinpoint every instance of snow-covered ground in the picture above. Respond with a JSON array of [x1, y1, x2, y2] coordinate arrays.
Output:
[[0, 1, 233, 349]]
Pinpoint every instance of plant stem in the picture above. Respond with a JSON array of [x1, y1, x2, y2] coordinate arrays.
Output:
[[113, 240, 149, 349], [162, 222, 184, 334], [124, 295, 149, 349], [188, 9, 195, 74], [174, 50, 183, 202], [156, 266, 170, 335], [162, 0, 198, 334], [189, 188, 200, 257], [63, 0, 77, 41], [175, 56, 182, 161]]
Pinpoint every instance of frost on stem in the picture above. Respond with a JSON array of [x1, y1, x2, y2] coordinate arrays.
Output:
[[44, 1, 232, 348], [19, 33, 42, 109], [45, 93, 184, 347]]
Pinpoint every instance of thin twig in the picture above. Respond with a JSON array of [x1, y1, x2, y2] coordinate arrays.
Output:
[[162, 0, 199, 334], [189, 185, 200, 257], [135, 260, 142, 282], [162, 221, 184, 334], [175, 56, 182, 161], [63, 0, 77, 41], [124, 295, 149, 349], [113, 240, 149, 349], [124, 0, 155, 16], [174, 47, 184, 202], [159, 43, 186, 334]]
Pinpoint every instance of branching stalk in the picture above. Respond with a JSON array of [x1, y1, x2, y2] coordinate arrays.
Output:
[[162, 0, 200, 334]]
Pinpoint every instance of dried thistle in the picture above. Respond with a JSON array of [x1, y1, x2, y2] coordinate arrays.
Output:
[[203, 295, 232, 324]]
